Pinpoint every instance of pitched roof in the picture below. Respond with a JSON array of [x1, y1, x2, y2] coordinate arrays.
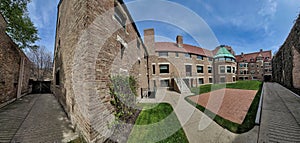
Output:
[[235, 50, 272, 62], [213, 47, 235, 59], [155, 42, 213, 57]]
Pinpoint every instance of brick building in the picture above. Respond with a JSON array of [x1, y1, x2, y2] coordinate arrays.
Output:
[[235, 50, 272, 81], [272, 14, 300, 93], [144, 29, 237, 93], [0, 14, 31, 108], [53, 0, 148, 142]]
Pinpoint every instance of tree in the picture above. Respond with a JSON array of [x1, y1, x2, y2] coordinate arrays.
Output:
[[26, 46, 53, 81], [0, 0, 39, 49]]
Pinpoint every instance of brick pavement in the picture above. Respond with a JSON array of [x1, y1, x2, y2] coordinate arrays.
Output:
[[189, 88, 257, 124], [139, 88, 259, 143], [258, 83, 300, 143], [0, 94, 77, 143]]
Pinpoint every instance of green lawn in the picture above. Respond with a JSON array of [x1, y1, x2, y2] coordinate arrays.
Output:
[[191, 80, 262, 95], [187, 80, 263, 133], [127, 103, 189, 143]]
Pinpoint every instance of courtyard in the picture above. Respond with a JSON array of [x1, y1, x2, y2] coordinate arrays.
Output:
[[189, 88, 257, 124]]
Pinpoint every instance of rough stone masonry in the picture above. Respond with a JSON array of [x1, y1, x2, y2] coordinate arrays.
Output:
[[272, 14, 300, 93], [0, 13, 31, 109], [53, 0, 149, 142]]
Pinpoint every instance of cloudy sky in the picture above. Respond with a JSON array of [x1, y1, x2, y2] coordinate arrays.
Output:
[[27, 0, 300, 55]]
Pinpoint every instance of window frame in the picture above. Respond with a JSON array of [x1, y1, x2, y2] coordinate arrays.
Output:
[[159, 52, 168, 57], [197, 65, 204, 73], [159, 64, 170, 74], [219, 66, 225, 74]]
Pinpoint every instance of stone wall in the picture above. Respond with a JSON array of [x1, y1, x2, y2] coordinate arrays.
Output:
[[0, 14, 31, 108], [53, 0, 149, 142], [272, 14, 300, 92]]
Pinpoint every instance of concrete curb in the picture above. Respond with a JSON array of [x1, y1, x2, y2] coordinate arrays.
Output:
[[255, 83, 264, 125]]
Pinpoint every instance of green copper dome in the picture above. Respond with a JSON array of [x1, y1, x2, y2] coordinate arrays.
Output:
[[213, 46, 235, 59]]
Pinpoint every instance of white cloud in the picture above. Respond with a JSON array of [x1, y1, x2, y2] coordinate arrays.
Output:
[[258, 0, 278, 17]]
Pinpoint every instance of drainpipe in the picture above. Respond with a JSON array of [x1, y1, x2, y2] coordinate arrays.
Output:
[[17, 57, 25, 99]]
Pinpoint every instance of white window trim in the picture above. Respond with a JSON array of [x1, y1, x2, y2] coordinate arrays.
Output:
[[218, 65, 226, 74], [158, 63, 170, 75], [175, 52, 180, 58], [207, 65, 213, 74], [159, 78, 170, 80], [184, 63, 193, 65], [226, 66, 232, 74], [158, 52, 169, 57], [158, 62, 170, 65], [208, 76, 213, 84], [198, 77, 205, 85], [117, 35, 128, 48], [152, 63, 156, 75], [220, 76, 226, 83], [196, 64, 204, 74]]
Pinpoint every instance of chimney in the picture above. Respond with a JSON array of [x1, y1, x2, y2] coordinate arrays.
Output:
[[144, 28, 155, 55], [176, 35, 183, 48], [260, 49, 263, 52], [241, 52, 244, 58]]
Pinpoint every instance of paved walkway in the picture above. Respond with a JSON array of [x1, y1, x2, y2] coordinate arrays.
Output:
[[0, 94, 77, 143], [189, 88, 257, 124], [139, 87, 258, 143], [258, 82, 300, 143]]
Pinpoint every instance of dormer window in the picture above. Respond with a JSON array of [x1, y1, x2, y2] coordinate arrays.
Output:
[[197, 55, 203, 60], [185, 53, 192, 58]]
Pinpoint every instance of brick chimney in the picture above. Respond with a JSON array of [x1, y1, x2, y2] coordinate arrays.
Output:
[[241, 52, 244, 58], [176, 35, 183, 48], [260, 49, 263, 52], [144, 28, 155, 55]]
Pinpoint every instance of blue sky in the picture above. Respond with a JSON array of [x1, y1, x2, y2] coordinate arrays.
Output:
[[27, 0, 300, 55]]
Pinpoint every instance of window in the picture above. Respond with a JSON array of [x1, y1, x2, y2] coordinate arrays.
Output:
[[197, 66, 204, 73], [152, 65, 155, 74], [198, 78, 204, 84], [121, 44, 125, 59], [220, 77, 225, 83], [239, 63, 247, 68], [208, 67, 212, 73], [232, 67, 236, 73], [137, 40, 140, 49], [227, 66, 231, 73], [240, 70, 244, 74], [197, 55, 203, 60], [160, 80, 169, 87], [159, 52, 168, 57], [208, 57, 213, 62], [55, 70, 60, 86], [114, 3, 126, 29], [159, 65, 169, 74], [175, 52, 179, 58], [185, 53, 191, 58], [209, 78, 213, 83], [233, 77, 236, 82], [220, 66, 225, 73], [218, 57, 225, 61]]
